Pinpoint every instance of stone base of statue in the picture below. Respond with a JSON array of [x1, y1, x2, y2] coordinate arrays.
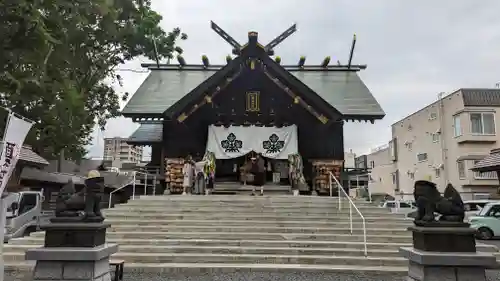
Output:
[[400, 223, 498, 281], [25, 222, 118, 281]]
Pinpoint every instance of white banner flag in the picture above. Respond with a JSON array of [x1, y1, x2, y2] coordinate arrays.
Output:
[[0, 112, 33, 281], [0, 114, 33, 195]]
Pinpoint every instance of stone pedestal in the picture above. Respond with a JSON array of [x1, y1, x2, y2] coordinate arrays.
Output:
[[25, 222, 118, 281], [400, 224, 498, 281]]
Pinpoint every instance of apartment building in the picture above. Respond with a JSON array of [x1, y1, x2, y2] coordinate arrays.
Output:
[[366, 144, 397, 197], [103, 137, 144, 164], [389, 89, 500, 200]]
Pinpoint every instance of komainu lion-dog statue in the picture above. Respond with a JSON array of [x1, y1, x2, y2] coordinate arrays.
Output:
[[53, 166, 106, 223], [413, 180, 465, 225]]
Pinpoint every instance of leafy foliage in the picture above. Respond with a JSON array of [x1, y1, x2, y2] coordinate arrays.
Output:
[[0, 0, 186, 160]]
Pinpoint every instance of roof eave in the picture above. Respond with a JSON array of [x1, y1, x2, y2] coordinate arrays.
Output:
[[342, 113, 386, 122], [471, 166, 500, 173], [259, 55, 344, 120], [126, 140, 162, 145], [162, 56, 245, 118], [121, 112, 165, 119], [141, 63, 367, 72]]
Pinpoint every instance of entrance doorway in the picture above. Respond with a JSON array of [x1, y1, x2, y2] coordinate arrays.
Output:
[[215, 152, 289, 185], [205, 125, 297, 185]]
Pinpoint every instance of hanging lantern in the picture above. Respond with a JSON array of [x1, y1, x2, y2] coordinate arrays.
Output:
[[177, 55, 186, 66], [294, 96, 300, 104], [202, 55, 209, 67], [275, 56, 281, 64], [226, 55, 232, 64], [321, 56, 331, 68], [298, 56, 306, 67]]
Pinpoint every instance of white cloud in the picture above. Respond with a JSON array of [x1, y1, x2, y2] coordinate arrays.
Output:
[[88, 0, 500, 158]]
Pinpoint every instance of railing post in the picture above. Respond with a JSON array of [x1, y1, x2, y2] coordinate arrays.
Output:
[[153, 176, 157, 195], [132, 171, 136, 200], [337, 175, 341, 210], [330, 171, 367, 257], [144, 173, 148, 195], [108, 192, 113, 209], [349, 203, 353, 234], [363, 220, 368, 256]]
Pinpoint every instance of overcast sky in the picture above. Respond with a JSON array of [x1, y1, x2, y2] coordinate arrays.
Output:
[[87, 0, 500, 159]]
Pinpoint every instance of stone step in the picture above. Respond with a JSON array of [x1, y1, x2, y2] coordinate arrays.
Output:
[[102, 213, 407, 221], [124, 197, 376, 204], [103, 225, 409, 235], [110, 206, 390, 213], [115, 203, 384, 211], [103, 210, 396, 218], [7, 237, 497, 253], [213, 185, 292, 192], [2, 244, 402, 257], [2, 251, 409, 267], [115, 200, 382, 209], [29, 231, 412, 243], [3, 261, 410, 275], [102, 219, 412, 228], [134, 194, 370, 201]]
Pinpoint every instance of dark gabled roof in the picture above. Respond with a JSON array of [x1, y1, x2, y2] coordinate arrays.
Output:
[[461, 88, 500, 107], [163, 57, 245, 118], [21, 167, 135, 188], [291, 71, 384, 118], [471, 149, 500, 172], [21, 167, 87, 185], [123, 59, 384, 121], [127, 123, 163, 143], [121, 69, 218, 116]]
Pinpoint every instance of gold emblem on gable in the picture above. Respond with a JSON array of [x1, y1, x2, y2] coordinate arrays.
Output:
[[246, 92, 260, 112]]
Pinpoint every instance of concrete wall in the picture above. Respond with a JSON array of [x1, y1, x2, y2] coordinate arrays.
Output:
[[390, 90, 500, 200], [366, 147, 396, 196]]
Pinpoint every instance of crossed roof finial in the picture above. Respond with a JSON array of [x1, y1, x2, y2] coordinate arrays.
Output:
[[210, 21, 297, 56]]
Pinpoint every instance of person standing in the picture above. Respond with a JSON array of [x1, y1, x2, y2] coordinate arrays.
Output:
[[182, 155, 194, 195], [251, 153, 266, 196], [193, 159, 206, 195]]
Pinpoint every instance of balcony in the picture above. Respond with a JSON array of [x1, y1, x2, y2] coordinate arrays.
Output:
[[474, 170, 498, 180], [456, 134, 497, 144]]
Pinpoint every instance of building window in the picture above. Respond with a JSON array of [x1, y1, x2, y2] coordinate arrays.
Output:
[[432, 133, 440, 143], [405, 142, 413, 151], [435, 168, 441, 178], [417, 153, 428, 162], [453, 115, 462, 137], [429, 112, 437, 120], [458, 160, 466, 179], [473, 160, 498, 179], [370, 161, 375, 168], [470, 113, 495, 135], [391, 173, 397, 184]]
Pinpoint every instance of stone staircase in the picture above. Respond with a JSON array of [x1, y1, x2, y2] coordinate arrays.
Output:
[[212, 182, 291, 195], [3, 195, 499, 276]]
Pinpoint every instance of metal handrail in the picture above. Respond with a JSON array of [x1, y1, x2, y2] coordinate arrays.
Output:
[[108, 172, 136, 209], [329, 172, 368, 257], [108, 171, 159, 208]]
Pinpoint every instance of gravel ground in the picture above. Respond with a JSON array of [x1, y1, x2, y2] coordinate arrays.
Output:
[[4, 270, 500, 281], [3, 270, 407, 281]]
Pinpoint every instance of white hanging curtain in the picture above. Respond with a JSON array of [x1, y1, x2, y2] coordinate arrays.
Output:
[[206, 125, 298, 159]]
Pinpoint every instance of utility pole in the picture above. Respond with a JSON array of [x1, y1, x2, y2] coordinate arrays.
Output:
[[438, 92, 448, 186]]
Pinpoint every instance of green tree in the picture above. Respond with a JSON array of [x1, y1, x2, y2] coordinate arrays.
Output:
[[0, 0, 186, 160]]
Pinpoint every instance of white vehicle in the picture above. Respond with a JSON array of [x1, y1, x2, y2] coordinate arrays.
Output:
[[2, 191, 49, 242], [379, 200, 416, 215], [464, 200, 498, 219]]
